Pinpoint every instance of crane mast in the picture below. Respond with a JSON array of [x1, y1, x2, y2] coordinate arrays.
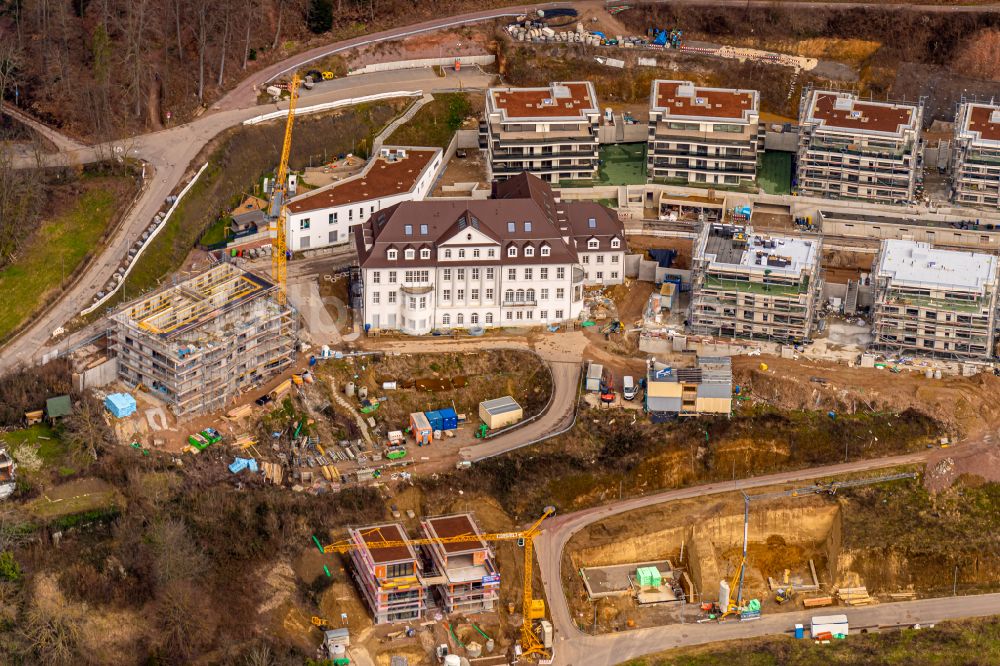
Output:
[[270, 74, 301, 304]]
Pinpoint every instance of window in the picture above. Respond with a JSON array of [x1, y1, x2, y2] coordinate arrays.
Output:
[[371, 291, 380, 304], [505, 289, 514, 302], [471, 289, 480, 300], [472, 268, 480, 280], [596, 271, 604, 280], [459, 249, 466, 259], [556, 267, 565, 280], [587, 217, 597, 229], [328, 230, 338, 244], [389, 271, 397, 283], [404, 270, 429, 282], [611, 238, 621, 249], [419, 296, 426, 308], [526, 288, 535, 302], [442, 314, 451, 325], [582, 255, 590, 264], [457, 289, 465, 301], [387, 249, 398, 260], [404, 224, 413, 236], [540, 268, 548, 280], [516, 311, 524, 320], [541, 245, 550, 257], [506, 311, 513, 321], [445, 249, 452, 259], [420, 248, 431, 259], [485, 313, 493, 324], [524, 268, 532, 281], [540, 310, 548, 320], [457, 269, 465, 280], [525, 310, 533, 320], [525, 246, 535, 257], [612, 254, 619, 263], [442, 289, 451, 301], [420, 224, 428, 235], [388, 291, 397, 303], [408, 297, 416, 309], [457, 313, 464, 325], [404, 249, 415, 260], [541, 288, 549, 300], [471, 313, 479, 324], [596, 254, 605, 264], [508, 268, 516, 281], [443, 268, 451, 281], [473, 249, 481, 258], [488, 249, 496, 258], [372, 271, 381, 284], [555, 309, 564, 319], [516, 289, 525, 302], [556, 288, 565, 299], [524, 221, 532, 232], [329, 212, 337, 224], [588, 239, 599, 249], [349, 209, 354, 221], [508, 246, 517, 257], [611, 271, 619, 279], [507, 222, 516, 233], [299, 218, 311, 230], [486, 268, 494, 280], [485, 288, 494, 301]]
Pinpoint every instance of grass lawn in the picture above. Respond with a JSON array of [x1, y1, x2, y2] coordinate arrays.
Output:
[[0, 175, 133, 341], [387, 93, 476, 149], [198, 216, 231, 247], [2, 423, 67, 465], [759, 151, 793, 195], [28, 477, 120, 520], [599, 143, 647, 185]]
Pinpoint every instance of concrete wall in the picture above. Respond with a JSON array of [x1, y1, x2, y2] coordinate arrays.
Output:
[[73, 357, 119, 391], [348, 55, 495, 76], [764, 129, 798, 152]]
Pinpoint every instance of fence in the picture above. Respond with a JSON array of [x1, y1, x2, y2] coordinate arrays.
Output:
[[242, 91, 422, 126], [348, 55, 495, 76]]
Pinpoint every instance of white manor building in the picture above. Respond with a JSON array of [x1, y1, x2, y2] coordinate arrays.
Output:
[[285, 147, 442, 252], [353, 173, 626, 334]]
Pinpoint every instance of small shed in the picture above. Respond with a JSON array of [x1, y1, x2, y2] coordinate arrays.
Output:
[[409, 412, 433, 445], [104, 393, 137, 418], [479, 396, 523, 430], [45, 395, 72, 422], [24, 410, 44, 426]]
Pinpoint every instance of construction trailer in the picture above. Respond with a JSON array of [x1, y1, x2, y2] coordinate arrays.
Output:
[[110, 263, 297, 418], [409, 412, 433, 444], [479, 396, 523, 429], [688, 223, 823, 343]]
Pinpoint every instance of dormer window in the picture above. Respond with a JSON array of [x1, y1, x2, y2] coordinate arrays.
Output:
[[524, 246, 535, 257], [420, 248, 431, 259], [445, 249, 452, 259], [508, 246, 518, 258], [405, 248, 415, 260], [611, 237, 621, 249], [587, 239, 599, 250], [387, 249, 398, 260], [540, 245, 551, 257]]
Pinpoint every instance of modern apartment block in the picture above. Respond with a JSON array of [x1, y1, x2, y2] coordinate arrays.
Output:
[[798, 90, 924, 204], [952, 101, 1000, 210], [871, 239, 999, 359], [110, 263, 296, 417], [285, 147, 442, 251], [353, 173, 626, 335], [480, 81, 600, 183], [349, 523, 426, 624], [689, 223, 823, 342], [646, 80, 761, 187], [420, 514, 499, 615]]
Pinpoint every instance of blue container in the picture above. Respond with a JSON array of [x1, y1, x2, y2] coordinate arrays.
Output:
[[437, 407, 458, 430], [425, 410, 444, 432], [794, 624, 804, 639]]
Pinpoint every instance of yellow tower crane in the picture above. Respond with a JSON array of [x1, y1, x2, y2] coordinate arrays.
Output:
[[324, 506, 556, 660], [269, 74, 301, 304]]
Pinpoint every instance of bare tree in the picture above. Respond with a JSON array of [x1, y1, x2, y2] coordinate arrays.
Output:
[[272, 0, 286, 50], [217, 0, 232, 87], [242, 0, 257, 70], [0, 40, 24, 114], [172, 0, 187, 61], [61, 394, 114, 462], [194, 0, 210, 103], [118, 0, 154, 119]]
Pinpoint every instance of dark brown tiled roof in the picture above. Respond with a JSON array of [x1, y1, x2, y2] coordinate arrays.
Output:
[[287, 149, 437, 214], [490, 82, 597, 120], [423, 514, 487, 556], [652, 81, 757, 121], [965, 104, 1000, 143], [355, 524, 414, 564], [810, 93, 915, 135]]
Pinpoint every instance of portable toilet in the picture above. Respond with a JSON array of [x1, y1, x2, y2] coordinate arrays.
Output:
[[409, 412, 433, 445]]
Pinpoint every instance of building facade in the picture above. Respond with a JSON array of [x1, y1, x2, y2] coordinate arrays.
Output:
[[285, 147, 442, 252], [646, 80, 761, 187], [797, 90, 924, 204], [110, 263, 297, 418], [349, 523, 426, 624], [421, 515, 499, 615], [871, 239, 999, 359], [689, 223, 823, 342], [353, 173, 626, 335], [952, 102, 1000, 210], [480, 82, 600, 183]]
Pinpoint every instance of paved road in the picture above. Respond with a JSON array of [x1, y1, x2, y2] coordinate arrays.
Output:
[[0, 69, 491, 375], [531, 449, 983, 665]]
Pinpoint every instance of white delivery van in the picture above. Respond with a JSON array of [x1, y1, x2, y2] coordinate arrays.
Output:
[[623, 375, 637, 401]]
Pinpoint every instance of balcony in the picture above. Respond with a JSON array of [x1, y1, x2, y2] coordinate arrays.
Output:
[[401, 283, 433, 295], [503, 298, 537, 307]]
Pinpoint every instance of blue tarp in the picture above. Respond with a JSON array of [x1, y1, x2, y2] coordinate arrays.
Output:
[[104, 393, 137, 418]]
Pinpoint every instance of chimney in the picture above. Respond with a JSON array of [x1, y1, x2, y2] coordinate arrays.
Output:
[[491, 179, 499, 199]]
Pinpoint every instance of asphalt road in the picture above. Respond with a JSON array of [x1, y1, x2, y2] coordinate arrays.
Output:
[[529, 449, 1000, 665]]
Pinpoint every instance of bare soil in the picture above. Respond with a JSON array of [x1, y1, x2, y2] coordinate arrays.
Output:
[[822, 248, 874, 285]]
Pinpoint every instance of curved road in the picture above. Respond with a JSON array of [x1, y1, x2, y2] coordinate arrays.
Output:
[[533, 448, 1000, 665]]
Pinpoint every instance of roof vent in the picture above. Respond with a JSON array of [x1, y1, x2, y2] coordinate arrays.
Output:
[[834, 96, 854, 111], [694, 97, 708, 105]]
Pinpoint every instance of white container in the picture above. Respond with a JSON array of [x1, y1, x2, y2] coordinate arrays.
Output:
[[444, 655, 461, 666]]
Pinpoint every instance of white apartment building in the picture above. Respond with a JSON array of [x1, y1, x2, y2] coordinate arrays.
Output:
[[480, 82, 600, 183], [952, 101, 1000, 210], [647, 80, 761, 187], [353, 173, 626, 334], [798, 90, 924, 204], [285, 147, 442, 251]]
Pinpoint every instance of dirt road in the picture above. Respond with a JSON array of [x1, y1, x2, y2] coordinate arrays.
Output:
[[532, 449, 973, 665]]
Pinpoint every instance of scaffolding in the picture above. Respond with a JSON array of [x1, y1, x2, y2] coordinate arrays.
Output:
[[110, 263, 298, 417]]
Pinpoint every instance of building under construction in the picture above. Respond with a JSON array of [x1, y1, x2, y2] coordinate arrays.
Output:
[[689, 223, 823, 342], [110, 262, 297, 417]]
